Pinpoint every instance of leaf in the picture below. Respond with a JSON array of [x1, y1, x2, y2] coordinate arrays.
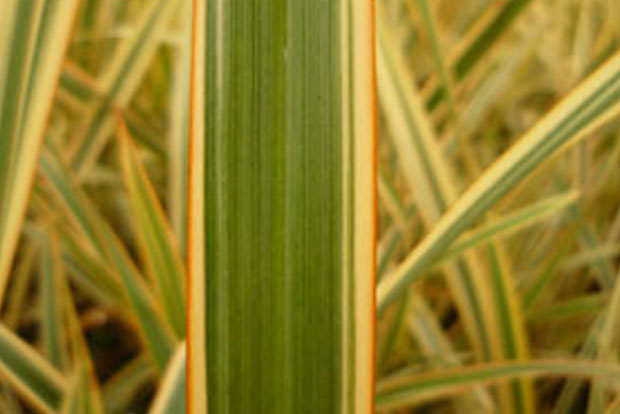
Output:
[[526, 294, 606, 324], [0, 324, 67, 414], [40, 147, 176, 372], [425, 0, 536, 110], [377, 360, 620, 411], [378, 5, 499, 362], [188, 1, 376, 412], [2, 243, 37, 329], [168, 3, 192, 258], [58, 63, 168, 157], [377, 9, 534, 411], [59, 235, 105, 414], [378, 49, 620, 312], [148, 343, 186, 414], [406, 294, 495, 412], [0, 0, 80, 307], [102, 354, 156, 414], [119, 119, 186, 338], [440, 191, 579, 263], [69, 0, 181, 178], [58, 226, 127, 311], [39, 231, 69, 371], [416, 0, 458, 119]]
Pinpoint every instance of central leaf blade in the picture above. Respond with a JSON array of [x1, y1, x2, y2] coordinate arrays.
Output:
[[189, 1, 376, 413]]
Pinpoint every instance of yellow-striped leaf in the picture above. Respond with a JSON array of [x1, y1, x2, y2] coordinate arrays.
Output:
[[377, 360, 620, 411], [378, 49, 620, 312], [188, 1, 376, 412], [148, 343, 185, 414], [40, 147, 176, 372], [377, 9, 534, 411], [0, 0, 80, 306], [0, 324, 67, 414], [119, 121, 186, 338], [102, 354, 156, 414], [39, 232, 69, 371], [69, 0, 181, 178]]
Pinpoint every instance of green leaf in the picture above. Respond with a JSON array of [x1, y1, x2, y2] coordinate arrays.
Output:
[[58, 226, 127, 311], [378, 49, 620, 312], [40, 147, 176, 372], [69, 0, 181, 178], [188, 1, 376, 412], [416, 0, 458, 119], [168, 4, 191, 258], [440, 192, 578, 263], [148, 343, 185, 414], [377, 360, 620, 411], [119, 120, 186, 338], [406, 294, 495, 412], [377, 9, 534, 411], [102, 354, 156, 414], [526, 294, 606, 324], [425, 0, 535, 110], [0, 324, 67, 414], [0, 0, 80, 306], [60, 280, 105, 414], [39, 232, 69, 371], [2, 243, 37, 329], [378, 6, 498, 362]]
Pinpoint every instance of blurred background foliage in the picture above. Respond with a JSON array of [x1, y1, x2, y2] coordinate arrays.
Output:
[[1, 0, 187, 412], [376, 0, 620, 413]]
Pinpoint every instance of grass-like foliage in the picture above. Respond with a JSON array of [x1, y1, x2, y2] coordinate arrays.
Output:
[[0, 0, 620, 413]]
